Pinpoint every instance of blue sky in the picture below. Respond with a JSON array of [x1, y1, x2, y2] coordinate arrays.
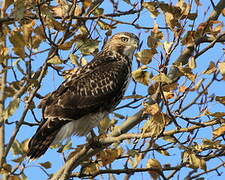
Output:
[[2, 0, 225, 179]]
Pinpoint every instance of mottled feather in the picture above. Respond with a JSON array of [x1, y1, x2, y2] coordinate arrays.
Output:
[[27, 32, 139, 158]]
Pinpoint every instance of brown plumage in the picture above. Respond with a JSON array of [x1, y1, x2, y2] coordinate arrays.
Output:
[[27, 32, 139, 158]]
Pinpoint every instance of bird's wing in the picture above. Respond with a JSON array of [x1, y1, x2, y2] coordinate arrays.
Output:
[[44, 55, 130, 120], [27, 54, 130, 158]]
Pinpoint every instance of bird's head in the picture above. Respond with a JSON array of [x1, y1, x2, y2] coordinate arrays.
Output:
[[104, 32, 139, 59]]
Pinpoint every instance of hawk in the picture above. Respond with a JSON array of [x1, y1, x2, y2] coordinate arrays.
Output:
[[27, 32, 139, 158]]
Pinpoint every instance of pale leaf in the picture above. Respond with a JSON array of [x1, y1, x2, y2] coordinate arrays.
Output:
[[213, 124, 225, 137], [218, 62, 225, 75], [135, 49, 156, 65], [146, 159, 162, 180]]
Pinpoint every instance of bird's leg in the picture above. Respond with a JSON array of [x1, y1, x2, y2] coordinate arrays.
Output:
[[87, 129, 102, 149]]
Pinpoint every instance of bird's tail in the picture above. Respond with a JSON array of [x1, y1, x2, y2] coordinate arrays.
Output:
[[27, 118, 68, 159]]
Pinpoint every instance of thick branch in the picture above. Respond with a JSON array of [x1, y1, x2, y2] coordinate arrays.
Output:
[[72, 167, 168, 179]]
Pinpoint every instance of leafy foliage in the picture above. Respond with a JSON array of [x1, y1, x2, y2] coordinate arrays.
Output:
[[0, 0, 225, 180]]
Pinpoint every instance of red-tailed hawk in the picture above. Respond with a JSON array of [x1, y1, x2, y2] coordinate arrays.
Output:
[[27, 32, 139, 158]]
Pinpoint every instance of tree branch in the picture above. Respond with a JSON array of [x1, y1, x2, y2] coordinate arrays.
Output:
[[168, 0, 225, 81]]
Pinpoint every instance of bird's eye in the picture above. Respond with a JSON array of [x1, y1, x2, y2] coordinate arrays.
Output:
[[121, 37, 129, 42]]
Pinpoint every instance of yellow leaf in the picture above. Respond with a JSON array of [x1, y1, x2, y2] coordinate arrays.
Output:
[[48, 18, 65, 31], [163, 41, 173, 54], [143, 2, 160, 18], [58, 40, 74, 50], [162, 136, 177, 143], [92, 8, 104, 16], [0, 47, 8, 60], [13, 47, 25, 58], [132, 153, 143, 168], [179, 86, 188, 92], [14, 0, 25, 20], [69, 54, 79, 65], [9, 30, 25, 58], [81, 57, 87, 65], [97, 20, 116, 30], [135, 49, 156, 65], [153, 144, 170, 156], [83, 163, 99, 174], [194, 79, 204, 91], [163, 91, 174, 99], [151, 73, 172, 84], [142, 112, 170, 137], [39, 161, 52, 169], [9, 30, 25, 48], [48, 56, 63, 64], [32, 35, 42, 49], [22, 20, 35, 42], [202, 139, 222, 149], [189, 57, 196, 69], [165, 12, 175, 29], [3, 98, 20, 119], [0, 163, 12, 174], [99, 116, 111, 133], [62, 68, 78, 79], [51, 2, 77, 18], [213, 124, 225, 137], [163, 82, 178, 92], [218, 62, 225, 75], [8, 176, 22, 180], [202, 61, 216, 74], [146, 159, 162, 180], [21, 139, 30, 153], [76, 39, 99, 55], [177, 65, 196, 82], [215, 96, 225, 106], [97, 148, 123, 166], [132, 66, 149, 85], [189, 153, 206, 170], [143, 103, 160, 116], [147, 24, 163, 49]]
